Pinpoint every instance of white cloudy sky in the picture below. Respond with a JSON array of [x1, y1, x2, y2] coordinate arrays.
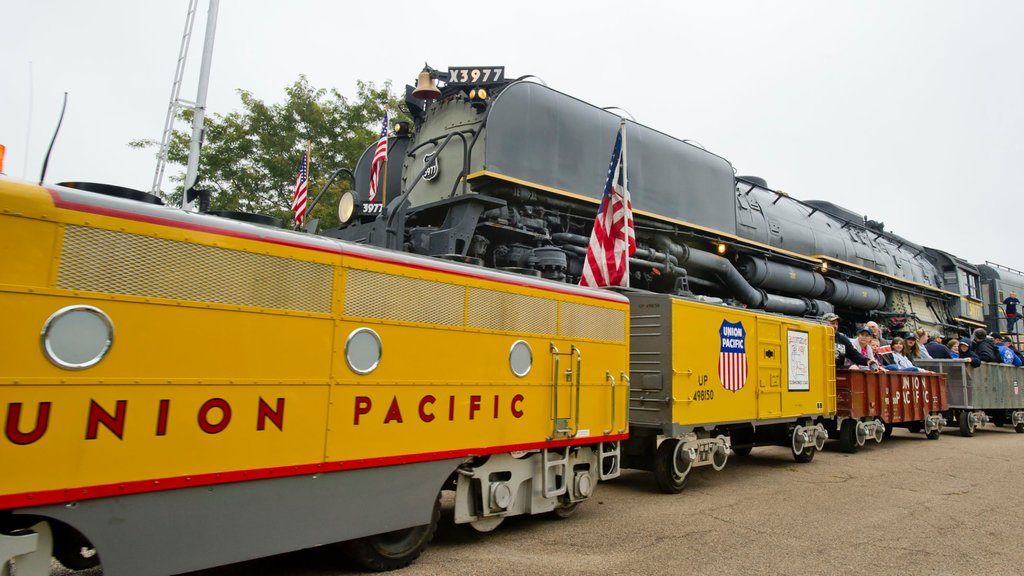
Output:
[[2, 1, 1021, 269]]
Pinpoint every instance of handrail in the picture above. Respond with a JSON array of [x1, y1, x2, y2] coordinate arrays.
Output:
[[619, 372, 630, 434], [293, 167, 353, 231], [604, 371, 615, 435], [382, 131, 470, 251], [572, 345, 582, 437]]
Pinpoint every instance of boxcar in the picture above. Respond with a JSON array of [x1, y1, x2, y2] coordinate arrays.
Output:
[[622, 292, 835, 493]]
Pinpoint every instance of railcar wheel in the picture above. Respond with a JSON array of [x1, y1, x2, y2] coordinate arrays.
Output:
[[793, 445, 816, 463], [469, 516, 505, 532], [926, 428, 941, 440], [342, 495, 440, 571], [653, 438, 690, 494], [1015, 422, 1024, 434], [959, 413, 976, 437], [791, 425, 816, 463], [882, 424, 894, 439], [732, 446, 752, 457], [838, 419, 859, 454], [550, 499, 579, 519]]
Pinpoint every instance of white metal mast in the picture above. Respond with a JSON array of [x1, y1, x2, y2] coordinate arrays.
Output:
[[182, 0, 219, 210]]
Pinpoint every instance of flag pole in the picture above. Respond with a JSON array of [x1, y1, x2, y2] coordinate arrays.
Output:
[[381, 114, 389, 207], [620, 118, 628, 280], [305, 140, 311, 224]]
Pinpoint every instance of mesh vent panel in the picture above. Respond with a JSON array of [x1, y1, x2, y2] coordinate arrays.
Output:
[[344, 269, 464, 325], [560, 302, 626, 342], [58, 225, 333, 313], [467, 288, 558, 334]]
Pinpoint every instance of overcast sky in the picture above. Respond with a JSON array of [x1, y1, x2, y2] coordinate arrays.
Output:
[[2, 1, 1021, 270]]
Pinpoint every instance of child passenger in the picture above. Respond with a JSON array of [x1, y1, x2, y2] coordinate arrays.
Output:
[[884, 337, 925, 372]]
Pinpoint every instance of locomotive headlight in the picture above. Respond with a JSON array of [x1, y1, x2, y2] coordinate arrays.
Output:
[[821, 261, 829, 273], [717, 243, 727, 254], [469, 88, 477, 99], [477, 88, 488, 100], [338, 190, 359, 224]]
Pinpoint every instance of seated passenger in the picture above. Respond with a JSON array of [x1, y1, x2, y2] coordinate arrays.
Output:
[[958, 339, 982, 367], [946, 338, 960, 359], [995, 335, 1022, 366], [884, 338, 924, 372], [854, 326, 887, 365], [903, 332, 930, 363], [1005, 338, 1024, 364], [971, 328, 1001, 363], [823, 313, 881, 371], [866, 321, 889, 345], [924, 331, 952, 359], [914, 329, 933, 359]]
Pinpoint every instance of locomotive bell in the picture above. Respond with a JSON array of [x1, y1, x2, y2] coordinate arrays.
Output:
[[412, 70, 441, 100]]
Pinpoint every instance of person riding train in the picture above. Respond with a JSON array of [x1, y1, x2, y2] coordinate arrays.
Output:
[[822, 313, 881, 371]]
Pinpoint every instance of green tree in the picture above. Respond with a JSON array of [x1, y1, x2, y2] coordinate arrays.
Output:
[[131, 76, 404, 229]]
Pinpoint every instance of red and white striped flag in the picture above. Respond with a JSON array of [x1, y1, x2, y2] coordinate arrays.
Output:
[[291, 146, 309, 227], [367, 112, 389, 202], [580, 121, 636, 287]]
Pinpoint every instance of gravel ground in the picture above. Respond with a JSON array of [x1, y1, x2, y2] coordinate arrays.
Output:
[[52, 426, 1024, 576]]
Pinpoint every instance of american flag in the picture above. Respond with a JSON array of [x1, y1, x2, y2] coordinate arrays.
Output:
[[580, 122, 636, 287], [291, 148, 309, 227], [367, 112, 389, 203]]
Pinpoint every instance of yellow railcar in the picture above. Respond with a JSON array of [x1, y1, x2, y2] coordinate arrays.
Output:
[[622, 292, 836, 493], [0, 179, 629, 575]]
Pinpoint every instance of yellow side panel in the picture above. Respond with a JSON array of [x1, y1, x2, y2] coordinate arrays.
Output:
[[1, 293, 335, 384], [0, 215, 59, 289], [325, 325, 628, 462], [2, 385, 330, 496], [669, 299, 835, 426]]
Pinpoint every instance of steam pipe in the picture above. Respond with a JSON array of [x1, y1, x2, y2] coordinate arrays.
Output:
[[559, 244, 687, 277]]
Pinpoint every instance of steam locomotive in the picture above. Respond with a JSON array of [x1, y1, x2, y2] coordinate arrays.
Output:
[[327, 64, 1021, 339]]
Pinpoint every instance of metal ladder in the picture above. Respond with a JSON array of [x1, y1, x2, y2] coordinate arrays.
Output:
[[151, 0, 199, 194]]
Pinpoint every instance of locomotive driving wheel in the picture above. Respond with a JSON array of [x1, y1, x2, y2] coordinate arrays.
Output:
[[342, 494, 441, 571], [653, 438, 691, 494]]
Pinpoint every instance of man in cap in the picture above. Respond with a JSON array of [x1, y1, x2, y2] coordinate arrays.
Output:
[[958, 339, 981, 367], [972, 328, 1000, 363], [823, 313, 881, 370], [924, 331, 952, 359]]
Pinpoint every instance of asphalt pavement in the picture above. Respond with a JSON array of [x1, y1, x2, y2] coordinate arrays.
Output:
[[57, 425, 1024, 576]]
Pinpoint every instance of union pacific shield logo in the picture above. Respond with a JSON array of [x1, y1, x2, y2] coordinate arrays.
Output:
[[718, 320, 748, 391]]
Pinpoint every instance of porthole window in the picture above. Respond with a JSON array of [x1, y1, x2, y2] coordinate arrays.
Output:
[[41, 305, 114, 370], [346, 328, 382, 375], [509, 340, 533, 377]]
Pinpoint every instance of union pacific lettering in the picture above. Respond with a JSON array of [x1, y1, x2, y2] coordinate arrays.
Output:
[[352, 393, 526, 425], [3, 397, 286, 445], [883, 376, 932, 406]]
